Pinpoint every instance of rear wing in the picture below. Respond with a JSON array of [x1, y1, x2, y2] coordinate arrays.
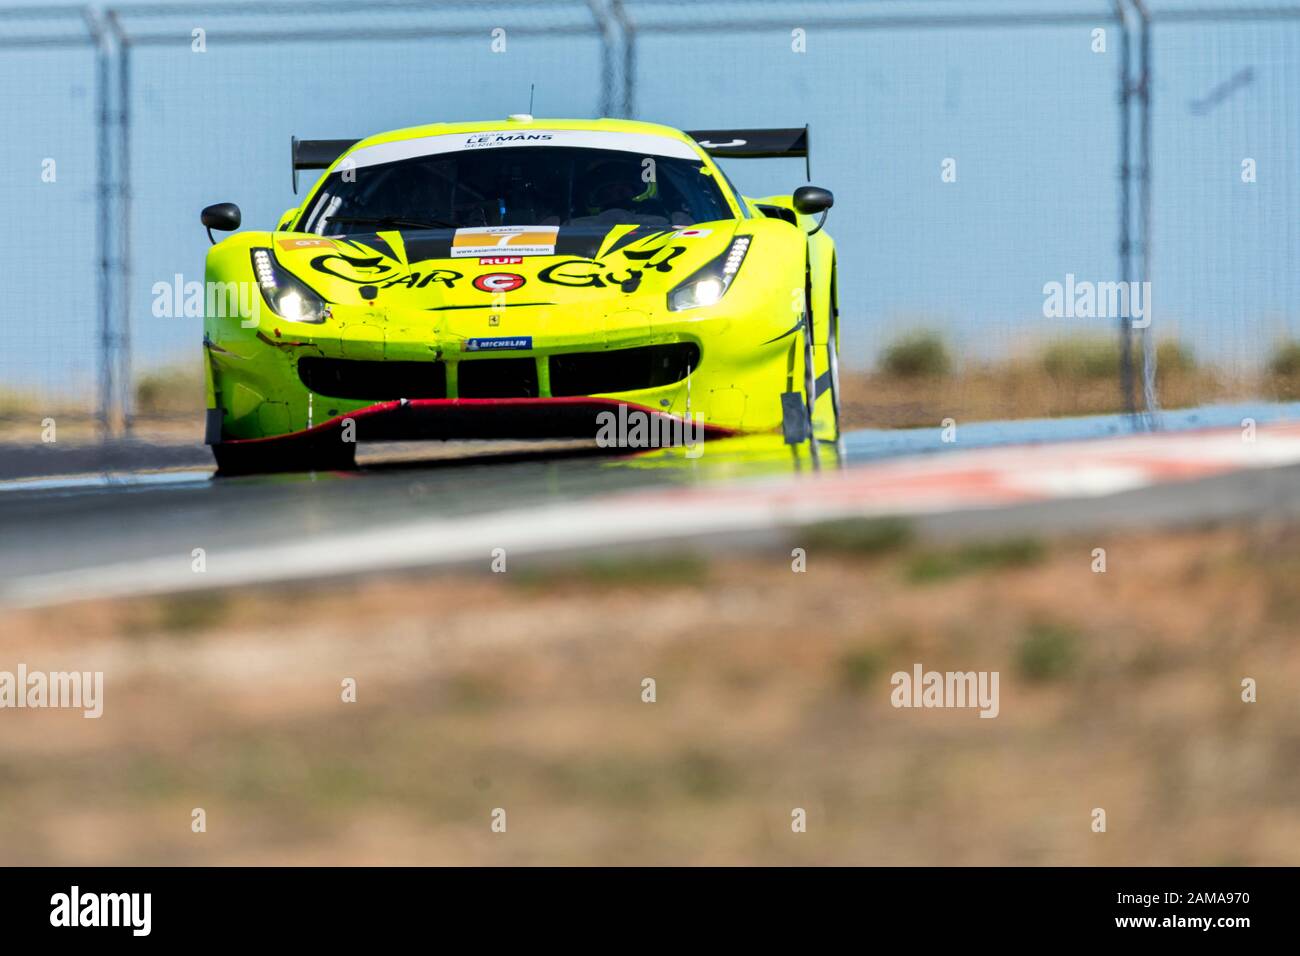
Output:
[[291, 136, 359, 193], [291, 126, 813, 192], [686, 126, 810, 179]]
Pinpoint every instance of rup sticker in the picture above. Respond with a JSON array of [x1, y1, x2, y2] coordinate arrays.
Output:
[[465, 336, 532, 352], [452, 225, 558, 258], [480, 256, 524, 265]]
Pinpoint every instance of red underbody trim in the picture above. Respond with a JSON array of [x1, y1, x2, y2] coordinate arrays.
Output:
[[220, 397, 740, 446]]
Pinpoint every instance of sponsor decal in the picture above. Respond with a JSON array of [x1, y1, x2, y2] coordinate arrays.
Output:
[[473, 272, 526, 293], [623, 245, 688, 272], [310, 252, 400, 283], [381, 269, 461, 289], [308, 250, 462, 290], [305, 234, 688, 297], [538, 259, 608, 289], [452, 225, 559, 258], [672, 228, 712, 238], [465, 336, 532, 352], [345, 130, 702, 170], [463, 132, 555, 149], [537, 245, 688, 293], [277, 237, 336, 250]]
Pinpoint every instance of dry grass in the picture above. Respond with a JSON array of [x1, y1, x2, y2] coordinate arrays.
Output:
[[1, 520, 1297, 865], [839, 358, 1246, 429]]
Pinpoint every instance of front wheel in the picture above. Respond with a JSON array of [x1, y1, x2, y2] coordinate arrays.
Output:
[[824, 308, 843, 442], [803, 270, 842, 444]]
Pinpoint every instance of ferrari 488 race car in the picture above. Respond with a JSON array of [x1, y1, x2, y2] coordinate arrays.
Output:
[[200, 116, 839, 472]]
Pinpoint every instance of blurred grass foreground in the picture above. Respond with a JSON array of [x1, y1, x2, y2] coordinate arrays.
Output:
[[1, 518, 1296, 865]]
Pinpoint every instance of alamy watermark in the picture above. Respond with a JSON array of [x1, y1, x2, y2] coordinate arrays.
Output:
[[50, 886, 150, 936], [890, 663, 999, 718], [152, 274, 260, 327], [0, 665, 103, 718], [595, 403, 706, 458], [1042, 273, 1151, 328]]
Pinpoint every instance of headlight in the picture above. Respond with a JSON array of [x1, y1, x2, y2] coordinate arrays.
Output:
[[251, 248, 330, 323], [667, 236, 751, 311]]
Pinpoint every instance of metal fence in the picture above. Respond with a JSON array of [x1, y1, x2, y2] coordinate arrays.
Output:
[[1, 0, 1296, 436]]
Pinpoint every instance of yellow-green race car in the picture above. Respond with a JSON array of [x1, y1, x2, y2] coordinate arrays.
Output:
[[200, 116, 839, 472]]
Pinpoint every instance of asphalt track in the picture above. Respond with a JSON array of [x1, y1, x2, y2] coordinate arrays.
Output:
[[2, 401, 1298, 607]]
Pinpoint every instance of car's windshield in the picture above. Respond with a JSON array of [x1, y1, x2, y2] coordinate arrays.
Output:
[[299, 146, 735, 235]]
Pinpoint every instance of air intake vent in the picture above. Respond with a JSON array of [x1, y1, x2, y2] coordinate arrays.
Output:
[[549, 343, 700, 397], [458, 357, 539, 398], [298, 357, 446, 400]]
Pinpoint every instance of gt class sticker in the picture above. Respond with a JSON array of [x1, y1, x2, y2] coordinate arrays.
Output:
[[277, 237, 337, 250], [452, 225, 558, 258], [473, 272, 527, 293]]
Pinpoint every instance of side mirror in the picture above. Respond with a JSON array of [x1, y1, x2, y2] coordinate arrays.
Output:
[[792, 186, 833, 237], [792, 186, 834, 216], [201, 202, 242, 244]]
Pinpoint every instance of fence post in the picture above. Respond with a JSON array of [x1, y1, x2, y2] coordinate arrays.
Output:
[[1130, 0, 1158, 425], [105, 11, 133, 436], [82, 7, 118, 439], [610, 0, 635, 118], [586, 0, 618, 117], [1113, 1, 1137, 419]]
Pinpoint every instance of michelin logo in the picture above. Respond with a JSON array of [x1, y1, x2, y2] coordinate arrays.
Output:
[[465, 337, 532, 352]]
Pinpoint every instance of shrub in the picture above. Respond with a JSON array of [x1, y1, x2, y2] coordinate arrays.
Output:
[[1153, 339, 1196, 376], [135, 366, 202, 415], [1041, 336, 1194, 382], [1041, 337, 1120, 381], [880, 331, 952, 378], [1016, 622, 1079, 682], [905, 537, 1046, 584], [838, 645, 886, 693], [804, 518, 913, 556], [1269, 341, 1300, 379]]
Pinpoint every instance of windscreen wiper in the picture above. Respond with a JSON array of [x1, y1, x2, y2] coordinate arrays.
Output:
[[326, 214, 457, 230]]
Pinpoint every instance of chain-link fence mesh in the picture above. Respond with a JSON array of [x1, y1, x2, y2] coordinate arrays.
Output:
[[1147, 3, 1300, 388], [620, 0, 1132, 424], [0, 9, 101, 417], [1, 0, 1296, 436]]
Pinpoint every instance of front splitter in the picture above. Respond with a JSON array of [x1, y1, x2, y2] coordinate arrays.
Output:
[[217, 396, 740, 447]]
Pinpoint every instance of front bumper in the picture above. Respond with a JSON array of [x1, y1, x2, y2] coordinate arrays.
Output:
[[205, 304, 803, 443]]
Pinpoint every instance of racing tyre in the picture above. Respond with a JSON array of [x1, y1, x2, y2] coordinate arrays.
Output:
[[802, 267, 842, 444], [825, 294, 843, 442]]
